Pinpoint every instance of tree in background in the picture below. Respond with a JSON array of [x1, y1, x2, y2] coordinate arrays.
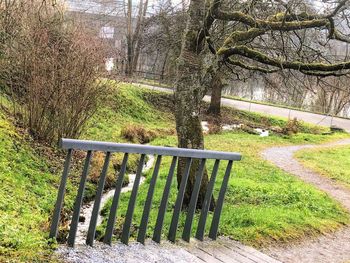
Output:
[[174, 0, 350, 207], [139, 2, 187, 81]]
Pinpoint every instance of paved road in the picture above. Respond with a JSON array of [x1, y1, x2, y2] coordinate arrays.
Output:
[[136, 83, 350, 132]]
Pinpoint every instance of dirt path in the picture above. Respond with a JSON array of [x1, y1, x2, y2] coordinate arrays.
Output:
[[261, 138, 350, 263]]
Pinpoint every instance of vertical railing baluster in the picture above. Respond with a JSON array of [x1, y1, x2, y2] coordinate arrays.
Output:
[[196, 159, 220, 241], [121, 154, 146, 245], [209, 160, 233, 240], [103, 153, 129, 245], [49, 149, 73, 239], [182, 158, 206, 242], [152, 156, 177, 243], [67, 151, 93, 247], [86, 152, 111, 246], [168, 157, 192, 242], [137, 155, 162, 244]]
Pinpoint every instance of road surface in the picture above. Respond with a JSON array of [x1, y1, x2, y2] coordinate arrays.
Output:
[[135, 83, 350, 132]]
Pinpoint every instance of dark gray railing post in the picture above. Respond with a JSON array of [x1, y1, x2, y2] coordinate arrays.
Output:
[[196, 159, 220, 241], [103, 153, 129, 245], [152, 156, 177, 243], [86, 152, 111, 246], [137, 155, 162, 244], [51, 139, 241, 247], [68, 151, 93, 247], [49, 149, 73, 239], [121, 154, 146, 245], [182, 158, 206, 242], [168, 158, 192, 242], [209, 160, 233, 240]]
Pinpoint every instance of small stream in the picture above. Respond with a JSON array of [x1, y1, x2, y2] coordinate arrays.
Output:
[[74, 154, 155, 245]]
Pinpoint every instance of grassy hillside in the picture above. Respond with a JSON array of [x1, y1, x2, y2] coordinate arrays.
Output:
[[296, 145, 350, 190], [83, 81, 175, 142], [0, 110, 60, 261], [0, 83, 176, 261], [0, 81, 349, 261]]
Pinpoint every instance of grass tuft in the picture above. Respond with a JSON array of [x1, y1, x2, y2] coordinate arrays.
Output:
[[296, 145, 350, 190]]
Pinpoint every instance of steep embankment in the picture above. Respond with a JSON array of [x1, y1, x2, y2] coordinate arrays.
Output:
[[0, 110, 60, 261]]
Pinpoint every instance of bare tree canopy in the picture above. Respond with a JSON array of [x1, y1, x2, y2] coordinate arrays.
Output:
[[173, 0, 350, 207], [207, 0, 350, 76]]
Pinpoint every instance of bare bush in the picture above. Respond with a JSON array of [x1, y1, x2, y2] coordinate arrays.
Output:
[[283, 118, 300, 135], [120, 124, 157, 144], [0, 1, 107, 144]]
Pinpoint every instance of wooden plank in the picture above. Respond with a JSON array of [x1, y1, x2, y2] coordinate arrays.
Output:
[[219, 240, 281, 263], [209, 244, 256, 263], [221, 246, 264, 263], [187, 247, 224, 263], [196, 244, 241, 263], [217, 241, 268, 263]]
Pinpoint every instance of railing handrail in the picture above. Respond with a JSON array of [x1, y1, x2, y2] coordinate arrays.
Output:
[[60, 138, 242, 161], [51, 138, 243, 247]]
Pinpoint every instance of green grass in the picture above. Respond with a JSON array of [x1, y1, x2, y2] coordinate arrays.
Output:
[[0, 111, 66, 262], [0, 81, 174, 261], [296, 145, 350, 190], [98, 131, 349, 247], [0, 81, 349, 261], [83, 80, 174, 142]]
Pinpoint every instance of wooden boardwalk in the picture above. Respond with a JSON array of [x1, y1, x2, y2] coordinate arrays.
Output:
[[179, 238, 282, 263], [58, 237, 282, 263]]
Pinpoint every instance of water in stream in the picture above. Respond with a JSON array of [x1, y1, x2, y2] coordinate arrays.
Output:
[[74, 155, 155, 245]]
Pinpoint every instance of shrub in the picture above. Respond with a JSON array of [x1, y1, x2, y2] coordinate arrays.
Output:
[[120, 124, 158, 144], [0, 1, 107, 144], [283, 118, 300, 135], [89, 152, 130, 189]]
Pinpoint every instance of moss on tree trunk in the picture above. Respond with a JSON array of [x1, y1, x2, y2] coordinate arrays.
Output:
[[174, 0, 215, 210]]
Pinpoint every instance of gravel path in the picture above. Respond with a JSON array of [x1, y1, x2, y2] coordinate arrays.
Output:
[[261, 139, 350, 263]]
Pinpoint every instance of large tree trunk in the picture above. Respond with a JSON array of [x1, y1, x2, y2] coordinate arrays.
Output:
[[174, 0, 215, 210], [207, 71, 223, 115]]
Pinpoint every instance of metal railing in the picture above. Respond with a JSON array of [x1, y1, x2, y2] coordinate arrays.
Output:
[[49, 138, 242, 247]]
